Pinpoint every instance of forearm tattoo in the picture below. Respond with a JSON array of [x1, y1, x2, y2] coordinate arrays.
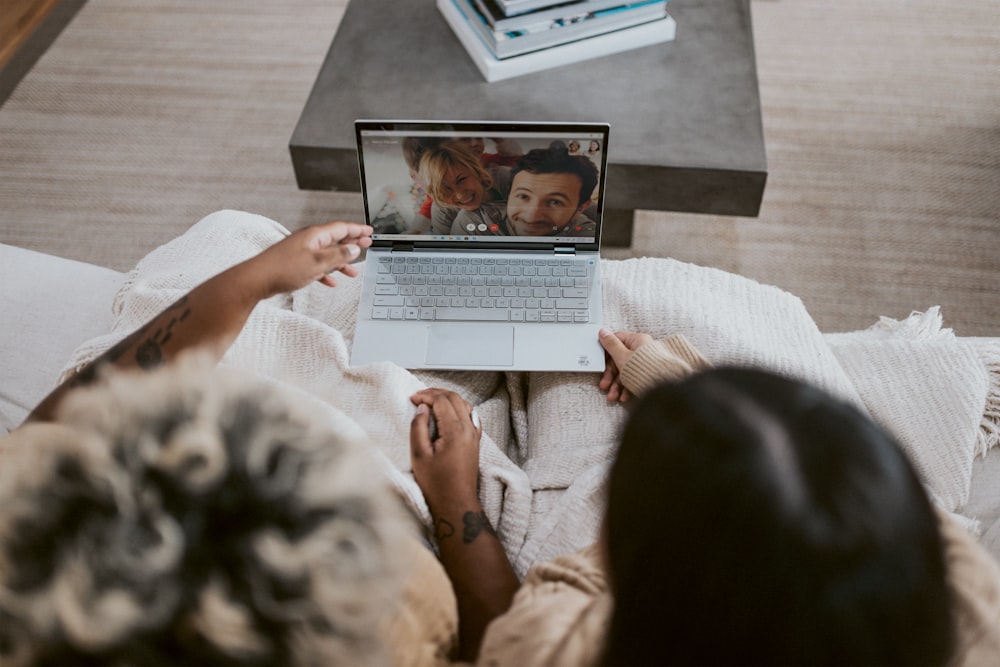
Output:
[[462, 511, 497, 544], [432, 512, 497, 545], [131, 296, 192, 370], [64, 297, 192, 389]]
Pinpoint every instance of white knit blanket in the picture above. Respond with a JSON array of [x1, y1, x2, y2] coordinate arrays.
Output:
[[62, 211, 998, 575], [826, 312, 1000, 518]]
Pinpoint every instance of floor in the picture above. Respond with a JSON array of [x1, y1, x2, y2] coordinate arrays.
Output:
[[0, 0, 85, 107]]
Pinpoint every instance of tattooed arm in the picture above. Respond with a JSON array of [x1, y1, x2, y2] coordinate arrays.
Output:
[[409, 388, 520, 662], [25, 221, 373, 424]]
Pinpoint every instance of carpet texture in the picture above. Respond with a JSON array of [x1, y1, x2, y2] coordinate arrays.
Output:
[[0, 0, 998, 335]]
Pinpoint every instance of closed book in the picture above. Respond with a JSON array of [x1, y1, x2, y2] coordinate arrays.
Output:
[[495, 0, 576, 17], [437, 0, 676, 82], [473, 0, 660, 31], [459, 0, 668, 58]]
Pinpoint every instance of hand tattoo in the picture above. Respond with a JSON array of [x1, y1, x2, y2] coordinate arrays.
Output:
[[462, 511, 497, 544]]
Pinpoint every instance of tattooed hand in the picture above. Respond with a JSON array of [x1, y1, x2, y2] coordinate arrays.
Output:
[[409, 388, 483, 517]]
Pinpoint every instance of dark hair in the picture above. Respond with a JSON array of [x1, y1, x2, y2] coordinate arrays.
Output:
[[511, 140, 599, 208], [0, 358, 408, 666], [602, 367, 954, 666]]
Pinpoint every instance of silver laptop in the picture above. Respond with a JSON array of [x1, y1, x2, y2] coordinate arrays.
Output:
[[350, 120, 609, 372]]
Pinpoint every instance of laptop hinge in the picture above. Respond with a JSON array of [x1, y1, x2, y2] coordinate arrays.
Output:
[[553, 246, 576, 255], [390, 242, 415, 252]]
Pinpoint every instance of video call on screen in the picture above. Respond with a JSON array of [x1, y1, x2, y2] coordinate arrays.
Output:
[[360, 129, 605, 244]]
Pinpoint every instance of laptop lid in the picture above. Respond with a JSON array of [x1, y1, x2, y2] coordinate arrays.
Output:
[[354, 119, 610, 252]]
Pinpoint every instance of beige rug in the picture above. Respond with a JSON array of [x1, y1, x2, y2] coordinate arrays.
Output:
[[1, 0, 998, 335]]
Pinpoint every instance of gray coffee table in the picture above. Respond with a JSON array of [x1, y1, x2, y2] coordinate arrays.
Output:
[[290, 0, 767, 246]]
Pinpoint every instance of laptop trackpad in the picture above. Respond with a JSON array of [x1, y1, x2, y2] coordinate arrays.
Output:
[[425, 325, 514, 367]]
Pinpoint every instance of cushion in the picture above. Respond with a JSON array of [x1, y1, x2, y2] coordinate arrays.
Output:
[[0, 244, 124, 434]]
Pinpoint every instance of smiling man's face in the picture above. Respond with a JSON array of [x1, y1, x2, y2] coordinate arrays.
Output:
[[506, 170, 584, 236]]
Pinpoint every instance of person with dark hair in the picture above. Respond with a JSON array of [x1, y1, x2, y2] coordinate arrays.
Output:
[[450, 141, 600, 238], [604, 367, 953, 665], [411, 329, 1000, 665]]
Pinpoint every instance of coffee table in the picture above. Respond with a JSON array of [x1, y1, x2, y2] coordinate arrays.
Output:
[[290, 0, 767, 246]]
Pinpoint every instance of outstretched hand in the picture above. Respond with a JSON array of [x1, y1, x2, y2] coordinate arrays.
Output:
[[598, 328, 654, 403], [252, 221, 373, 297], [23, 220, 373, 426], [409, 388, 483, 515]]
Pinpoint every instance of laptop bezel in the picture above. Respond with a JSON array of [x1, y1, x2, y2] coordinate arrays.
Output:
[[354, 119, 610, 253]]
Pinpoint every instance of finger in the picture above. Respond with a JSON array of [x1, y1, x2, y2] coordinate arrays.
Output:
[[343, 229, 374, 247], [429, 391, 465, 427], [411, 390, 463, 436], [300, 226, 368, 261], [339, 264, 361, 278], [322, 242, 362, 265], [312, 221, 372, 246], [411, 387, 449, 406], [618, 330, 653, 351], [607, 379, 621, 403], [413, 387, 465, 409], [620, 386, 633, 403], [599, 356, 619, 391], [311, 244, 361, 281], [410, 403, 433, 458], [598, 328, 630, 369], [426, 390, 480, 441]]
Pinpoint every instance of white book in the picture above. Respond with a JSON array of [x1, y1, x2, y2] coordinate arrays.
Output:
[[438, 0, 676, 82], [473, 0, 660, 31], [459, 0, 669, 59], [496, 0, 573, 17]]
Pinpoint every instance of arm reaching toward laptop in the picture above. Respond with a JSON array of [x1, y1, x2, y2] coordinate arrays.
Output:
[[24, 221, 373, 424]]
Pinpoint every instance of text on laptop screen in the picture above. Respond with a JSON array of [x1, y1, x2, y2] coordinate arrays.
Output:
[[357, 123, 608, 245]]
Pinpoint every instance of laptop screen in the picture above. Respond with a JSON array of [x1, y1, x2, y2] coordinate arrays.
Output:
[[355, 120, 609, 249]]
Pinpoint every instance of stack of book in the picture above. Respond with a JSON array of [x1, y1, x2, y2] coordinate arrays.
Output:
[[438, 0, 675, 82]]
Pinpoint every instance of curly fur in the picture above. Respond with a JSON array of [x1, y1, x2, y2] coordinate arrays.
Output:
[[0, 356, 410, 666]]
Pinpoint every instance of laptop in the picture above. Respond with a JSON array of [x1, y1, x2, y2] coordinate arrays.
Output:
[[350, 119, 609, 372]]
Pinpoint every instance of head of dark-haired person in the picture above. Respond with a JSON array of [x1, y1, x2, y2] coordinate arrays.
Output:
[[511, 141, 599, 210], [503, 141, 600, 237], [601, 367, 953, 666]]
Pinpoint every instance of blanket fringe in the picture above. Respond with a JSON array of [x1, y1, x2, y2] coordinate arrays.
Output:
[[871, 305, 955, 340], [976, 339, 1000, 458]]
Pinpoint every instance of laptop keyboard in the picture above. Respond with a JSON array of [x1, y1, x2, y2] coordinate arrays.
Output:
[[371, 255, 595, 323]]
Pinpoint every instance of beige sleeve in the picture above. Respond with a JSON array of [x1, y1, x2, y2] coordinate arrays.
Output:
[[938, 511, 1000, 666], [618, 334, 712, 397], [476, 546, 611, 667]]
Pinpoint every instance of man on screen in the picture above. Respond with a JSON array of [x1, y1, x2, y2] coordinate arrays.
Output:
[[451, 141, 599, 238]]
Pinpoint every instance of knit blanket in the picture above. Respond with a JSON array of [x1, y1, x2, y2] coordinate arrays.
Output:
[[62, 210, 999, 575]]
